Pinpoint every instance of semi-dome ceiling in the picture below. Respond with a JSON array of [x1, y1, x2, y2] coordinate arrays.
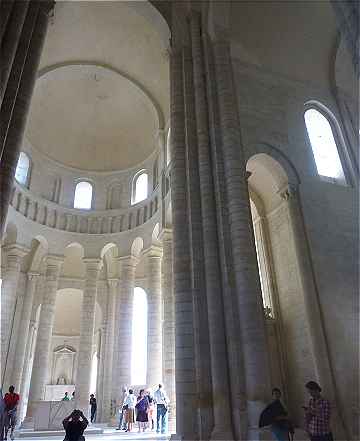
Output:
[[27, 65, 158, 171], [26, 1, 170, 172]]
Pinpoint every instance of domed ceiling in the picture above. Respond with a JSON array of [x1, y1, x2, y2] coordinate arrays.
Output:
[[26, 1, 170, 172]]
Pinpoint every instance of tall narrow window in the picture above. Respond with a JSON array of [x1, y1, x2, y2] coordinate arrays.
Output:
[[304, 108, 345, 181], [132, 172, 148, 205], [131, 287, 148, 385], [15, 152, 31, 186], [74, 181, 93, 209]]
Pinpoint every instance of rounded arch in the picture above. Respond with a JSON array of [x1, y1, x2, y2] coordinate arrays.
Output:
[[15, 151, 32, 187], [152, 223, 160, 244], [304, 100, 352, 184], [131, 237, 144, 258], [74, 180, 94, 210], [245, 143, 300, 187], [131, 169, 149, 205]]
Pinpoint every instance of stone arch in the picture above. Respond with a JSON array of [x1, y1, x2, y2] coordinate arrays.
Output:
[[131, 237, 144, 258], [245, 143, 300, 188], [101, 243, 118, 279]]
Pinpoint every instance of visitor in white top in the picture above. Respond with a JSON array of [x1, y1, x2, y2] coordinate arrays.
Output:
[[123, 389, 136, 432], [154, 384, 169, 434]]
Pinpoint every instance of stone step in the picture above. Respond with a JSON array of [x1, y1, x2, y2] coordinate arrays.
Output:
[[15, 427, 104, 438]]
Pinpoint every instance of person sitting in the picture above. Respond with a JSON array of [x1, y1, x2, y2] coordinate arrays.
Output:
[[63, 410, 88, 441], [4, 386, 20, 441]]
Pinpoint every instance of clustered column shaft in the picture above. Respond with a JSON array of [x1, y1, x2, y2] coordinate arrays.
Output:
[[11, 272, 39, 390], [145, 247, 163, 387], [1, 244, 28, 387], [161, 231, 176, 432], [75, 258, 101, 413], [26, 256, 63, 418], [0, 1, 54, 237], [112, 256, 137, 398]]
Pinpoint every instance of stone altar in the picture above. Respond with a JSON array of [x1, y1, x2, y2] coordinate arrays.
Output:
[[34, 401, 75, 430]]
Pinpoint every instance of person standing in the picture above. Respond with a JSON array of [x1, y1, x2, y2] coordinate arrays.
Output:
[[259, 388, 294, 441], [3, 386, 20, 440], [123, 389, 136, 432], [62, 392, 70, 401], [303, 381, 333, 441], [146, 390, 155, 431], [89, 395, 97, 424], [154, 384, 169, 434], [116, 387, 128, 431], [136, 390, 149, 433], [0, 389, 6, 441], [63, 409, 88, 441]]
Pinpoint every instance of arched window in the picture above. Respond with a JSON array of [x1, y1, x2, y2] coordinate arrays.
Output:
[[132, 171, 148, 205], [304, 108, 345, 181], [131, 287, 148, 385], [74, 181, 93, 209], [90, 352, 98, 394], [15, 152, 31, 186]]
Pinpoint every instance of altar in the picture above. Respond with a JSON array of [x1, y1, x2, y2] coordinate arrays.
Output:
[[34, 401, 75, 430]]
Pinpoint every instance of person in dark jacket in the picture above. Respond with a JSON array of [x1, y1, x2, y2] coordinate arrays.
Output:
[[89, 395, 97, 423], [260, 388, 294, 441], [63, 410, 88, 441]]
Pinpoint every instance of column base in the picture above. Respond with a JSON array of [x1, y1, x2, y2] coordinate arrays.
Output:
[[210, 427, 234, 440]]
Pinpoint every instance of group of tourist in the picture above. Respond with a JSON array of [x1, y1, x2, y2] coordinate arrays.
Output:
[[0, 380, 333, 441], [117, 384, 169, 434], [260, 381, 333, 441]]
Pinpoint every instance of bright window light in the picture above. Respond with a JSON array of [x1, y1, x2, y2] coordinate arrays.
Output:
[[131, 287, 148, 385], [304, 109, 345, 180], [133, 173, 148, 205], [15, 152, 30, 186], [90, 352, 98, 394], [74, 181, 93, 209]]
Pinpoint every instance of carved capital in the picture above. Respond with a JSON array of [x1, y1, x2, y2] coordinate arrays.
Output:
[[27, 272, 40, 282], [278, 184, 298, 201], [83, 258, 102, 280], [143, 245, 163, 259]]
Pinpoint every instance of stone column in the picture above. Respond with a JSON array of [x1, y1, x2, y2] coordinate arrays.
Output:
[[0, 1, 53, 236], [19, 318, 37, 421], [1, 244, 28, 387], [101, 279, 116, 423], [112, 256, 137, 397], [75, 258, 101, 413], [161, 230, 176, 432], [26, 255, 63, 418], [170, 42, 198, 439], [279, 185, 348, 439], [190, 13, 233, 439], [11, 272, 39, 390], [0, 0, 29, 105], [144, 246, 162, 387], [213, 39, 271, 437]]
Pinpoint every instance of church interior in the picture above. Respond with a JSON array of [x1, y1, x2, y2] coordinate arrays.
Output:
[[0, 1, 358, 441]]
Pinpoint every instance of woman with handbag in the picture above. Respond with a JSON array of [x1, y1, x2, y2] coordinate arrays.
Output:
[[136, 389, 149, 433]]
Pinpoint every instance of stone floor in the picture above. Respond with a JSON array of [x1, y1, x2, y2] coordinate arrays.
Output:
[[14, 427, 170, 441]]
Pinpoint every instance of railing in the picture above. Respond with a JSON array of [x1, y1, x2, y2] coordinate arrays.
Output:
[[10, 182, 160, 235]]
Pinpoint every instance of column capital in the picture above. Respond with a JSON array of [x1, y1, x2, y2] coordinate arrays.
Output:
[[45, 255, 64, 279], [107, 278, 118, 290], [27, 272, 40, 281], [159, 228, 173, 243], [143, 245, 163, 259], [3, 243, 29, 255], [278, 184, 298, 201], [117, 255, 139, 268], [83, 258, 102, 280]]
